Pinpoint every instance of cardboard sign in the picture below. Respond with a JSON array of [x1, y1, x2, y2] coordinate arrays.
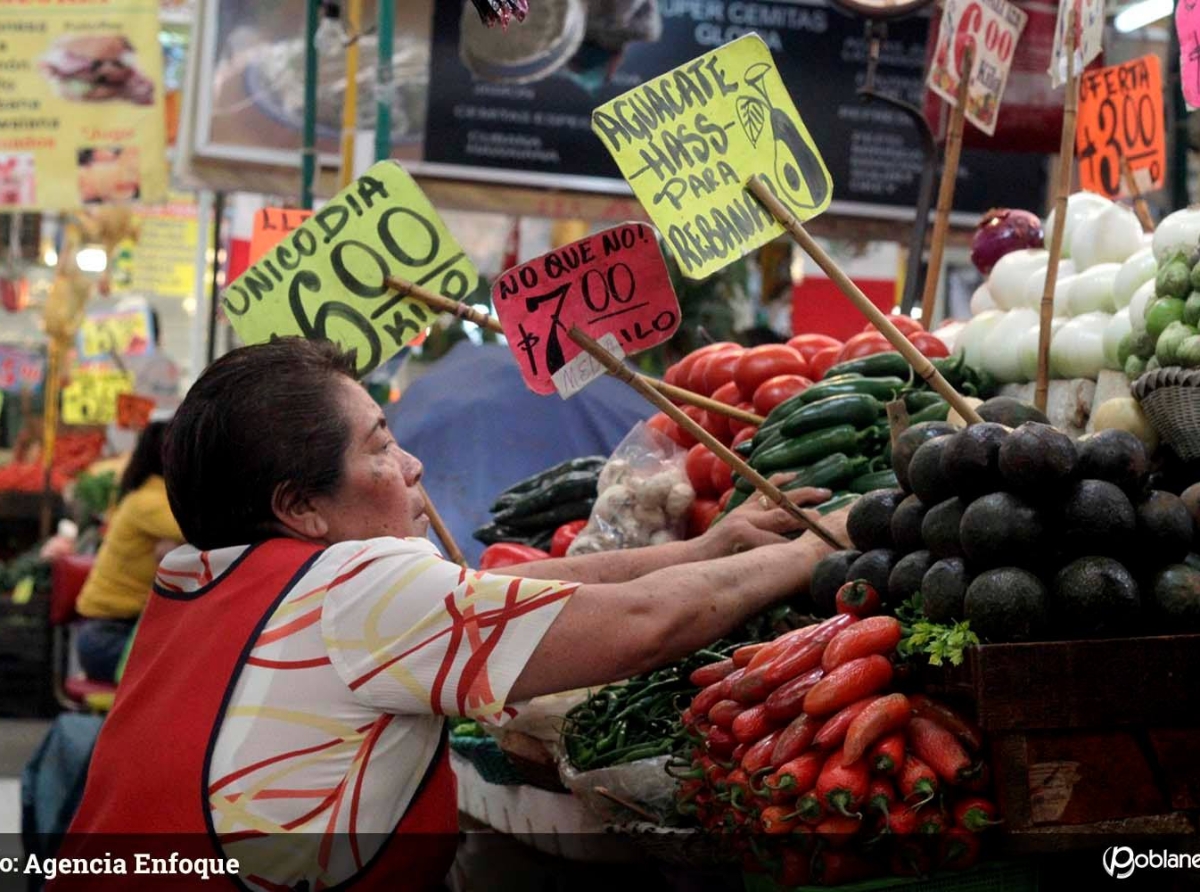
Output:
[[77, 308, 154, 363], [592, 34, 832, 281], [1049, 0, 1103, 88], [116, 392, 156, 431], [927, 0, 1028, 136], [0, 346, 44, 389], [493, 223, 680, 396], [1075, 55, 1165, 199], [1176, 0, 1200, 111], [62, 369, 135, 426], [222, 161, 480, 377], [552, 333, 626, 399], [249, 207, 314, 266]]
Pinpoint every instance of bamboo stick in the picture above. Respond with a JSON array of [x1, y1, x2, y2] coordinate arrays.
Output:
[[746, 178, 984, 426], [419, 483, 465, 567], [1120, 156, 1156, 233], [338, 0, 362, 189]]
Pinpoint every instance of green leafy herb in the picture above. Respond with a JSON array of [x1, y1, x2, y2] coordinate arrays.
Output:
[[896, 594, 979, 667]]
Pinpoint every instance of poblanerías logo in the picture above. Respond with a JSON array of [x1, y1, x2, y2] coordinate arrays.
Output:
[[1103, 846, 1200, 879]]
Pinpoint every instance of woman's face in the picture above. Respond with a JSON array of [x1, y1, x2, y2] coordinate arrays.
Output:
[[310, 376, 428, 543]]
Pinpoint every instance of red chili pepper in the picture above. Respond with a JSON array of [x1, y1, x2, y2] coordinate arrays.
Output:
[[762, 615, 855, 688], [791, 791, 824, 824], [960, 762, 992, 794], [763, 667, 824, 723], [909, 694, 984, 752], [704, 726, 737, 759], [918, 810, 948, 835], [814, 813, 864, 847], [742, 729, 782, 776], [745, 626, 809, 671], [886, 804, 920, 835], [477, 542, 550, 569], [723, 768, 754, 812], [780, 848, 812, 887], [813, 849, 872, 884], [836, 579, 882, 617], [908, 717, 976, 785], [731, 743, 748, 763], [732, 642, 769, 668], [870, 731, 907, 776], [549, 519, 587, 557], [898, 755, 939, 807], [729, 665, 774, 704], [770, 712, 822, 766], [816, 749, 870, 819], [749, 614, 854, 672], [762, 751, 824, 799], [689, 658, 736, 688], [760, 804, 799, 835], [732, 703, 776, 744], [953, 796, 1001, 832], [708, 699, 744, 728], [866, 776, 896, 819], [813, 697, 876, 750], [843, 693, 912, 765], [821, 616, 903, 672], [690, 674, 735, 717], [804, 655, 894, 717], [941, 826, 983, 870], [891, 837, 933, 878]]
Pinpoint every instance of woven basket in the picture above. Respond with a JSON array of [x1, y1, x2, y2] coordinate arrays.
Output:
[[1132, 367, 1200, 461], [606, 821, 732, 867], [448, 734, 524, 786]]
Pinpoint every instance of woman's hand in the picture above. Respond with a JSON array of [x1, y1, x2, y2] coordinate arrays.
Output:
[[697, 483, 835, 558]]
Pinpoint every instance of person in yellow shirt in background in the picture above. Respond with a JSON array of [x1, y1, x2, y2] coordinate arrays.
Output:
[[75, 419, 182, 682]]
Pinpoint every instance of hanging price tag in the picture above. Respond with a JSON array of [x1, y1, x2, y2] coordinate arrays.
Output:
[[62, 369, 135, 425], [249, 207, 314, 266], [1049, 0, 1104, 88], [927, 0, 1028, 136], [493, 223, 680, 396], [77, 307, 154, 363], [116, 392, 156, 431], [1075, 54, 1165, 199]]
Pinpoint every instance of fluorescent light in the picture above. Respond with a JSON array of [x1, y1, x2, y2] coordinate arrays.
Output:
[[42, 248, 57, 267], [76, 247, 108, 273], [1115, 0, 1172, 32]]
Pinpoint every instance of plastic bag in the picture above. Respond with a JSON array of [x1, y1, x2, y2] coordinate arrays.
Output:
[[557, 753, 677, 824], [566, 421, 694, 556]]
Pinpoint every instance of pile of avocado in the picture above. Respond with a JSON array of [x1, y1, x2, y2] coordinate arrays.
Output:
[[1123, 251, 1200, 377], [810, 396, 1200, 644]]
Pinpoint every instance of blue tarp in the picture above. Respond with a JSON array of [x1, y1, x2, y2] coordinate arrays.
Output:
[[386, 342, 654, 566]]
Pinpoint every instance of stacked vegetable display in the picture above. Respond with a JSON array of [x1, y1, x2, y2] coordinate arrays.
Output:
[[810, 401, 1200, 645], [673, 614, 994, 885]]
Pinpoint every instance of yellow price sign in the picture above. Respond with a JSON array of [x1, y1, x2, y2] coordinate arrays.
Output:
[[78, 310, 153, 362], [221, 161, 480, 377], [62, 369, 135, 426], [592, 34, 832, 281]]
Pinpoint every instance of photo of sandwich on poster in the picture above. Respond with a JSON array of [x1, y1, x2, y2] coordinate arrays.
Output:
[[39, 34, 156, 105]]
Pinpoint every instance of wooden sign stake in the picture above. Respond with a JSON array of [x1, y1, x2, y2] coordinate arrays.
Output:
[[418, 482, 466, 567], [382, 275, 765, 426], [919, 45, 975, 327], [745, 177, 985, 426], [568, 327, 848, 551], [1120, 155, 1156, 233], [1036, 11, 1078, 414]]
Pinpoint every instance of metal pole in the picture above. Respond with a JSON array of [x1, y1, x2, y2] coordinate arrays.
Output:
[[301, 0, 321, 209], [206, 192, 226, 366], [375, 0, 394, 161], [187, 190, 213, 385], [1171, 24, 1191, 209]]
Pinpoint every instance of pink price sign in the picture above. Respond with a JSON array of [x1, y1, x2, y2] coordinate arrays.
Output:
[[494, 223, 680, 396], [1178, 0, 1200, 110]]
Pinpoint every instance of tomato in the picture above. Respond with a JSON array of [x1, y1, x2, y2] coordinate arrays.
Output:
[[550, 520, 588, 558], [647, 410, 697, 449], [863, 315, 924, 336], [787, 333, 842, 365], [733, 345, 809, 401], [711, 381, 741, 406], [673, 343, 733, 394], [910, 331, 950, 358], [646, 412, 676, 441], [752, 374, 812, 416], [701, 409, 732, 445], [688, 346, 741, 395], [711, 454, 734, 494], [687, 498, 722, 538], [674, 405, 707, 448], [809, 345, 843, 380], [727, 402, 757, 438], [686, 444, 719, 497], [837, 331, 892, 363], [479, 543, 550, 569], [663, 362, 684, 388], [703, 348, 744, 394], [732, 425, 758, 448]]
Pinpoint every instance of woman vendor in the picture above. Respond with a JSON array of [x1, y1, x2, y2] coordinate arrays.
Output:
[[57, 338, 850, 891]]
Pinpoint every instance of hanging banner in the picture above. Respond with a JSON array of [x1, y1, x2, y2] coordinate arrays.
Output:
[[493, 223, 680, 396], [222, 160, 480, 377], [62, 368, 135, 425], [1177, 0, 1200, 111], [115, 193, 200, 298], [592, 34, 832, 281], [249, 207, 314, 266], [1049, 0, 1103, 88], [1075, 55, 1165, 199], [0, 346, 45, 390], [77, 307, 154, 364], [0, 0, 169, 211], [927, 0, 1029, 136]]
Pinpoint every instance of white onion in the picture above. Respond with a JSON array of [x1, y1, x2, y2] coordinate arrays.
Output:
[[980, 308, 1039, 383], [935, 320, 967, 351], [956, 310, 1004, 370], [1052, 311, 1111, 379], [1129, 279, 1156, 334], [1070, 203, 1144, 271], [1017, 317, 1066, 381], [1019, 259, 1075, 310], [1152, 207, 1200, 263], [988, 249, 1048, 310], [1053, 274, 1080, 317], [1068, 263, 1120, 316], [970, 284, 997, 315], [1112, 247, 1156, 310], [1102, 307, 1132, 369], [1044, 192, 1112, 260]]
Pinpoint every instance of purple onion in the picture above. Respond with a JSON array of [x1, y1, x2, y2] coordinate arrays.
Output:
[[970, 208, 1045, 276]]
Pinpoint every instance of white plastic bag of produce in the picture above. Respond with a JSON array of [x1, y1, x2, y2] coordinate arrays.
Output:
[[557, 753, 677, 824]]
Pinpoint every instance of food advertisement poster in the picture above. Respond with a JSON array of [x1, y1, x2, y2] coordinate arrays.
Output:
[[111, 192, 200, 298], [0, 0, 168, 211]]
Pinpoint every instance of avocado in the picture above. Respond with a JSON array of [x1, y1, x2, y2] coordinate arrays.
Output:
[[960, 492, 1049, 571], [888, 549, 934, 605], [998, 422, 1077, 495], [846, 489, 905, 552], [1152, 564, 1200, 628], [1181, 483, 1200, 548], [922, 557, 971, 623], [964, 567, 1048, 643], [922, 497, 969, 559], [811, 549, 862, 616], [977, 396, 1050, 428], [892, 422, 958, 493], [1061, 479, 1137, 558], [908, 436, 957, 505], [890, 494, 929, 554], [846, 548, 900, 601], [940, 422, 1010, 500], [1076, 429, 1149, 494], [1135, 491, 1194, 568], [1052, 557, 1142, 638]]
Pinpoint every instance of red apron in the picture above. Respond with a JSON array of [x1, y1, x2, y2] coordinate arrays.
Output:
[[53, 538, 458, 891]]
